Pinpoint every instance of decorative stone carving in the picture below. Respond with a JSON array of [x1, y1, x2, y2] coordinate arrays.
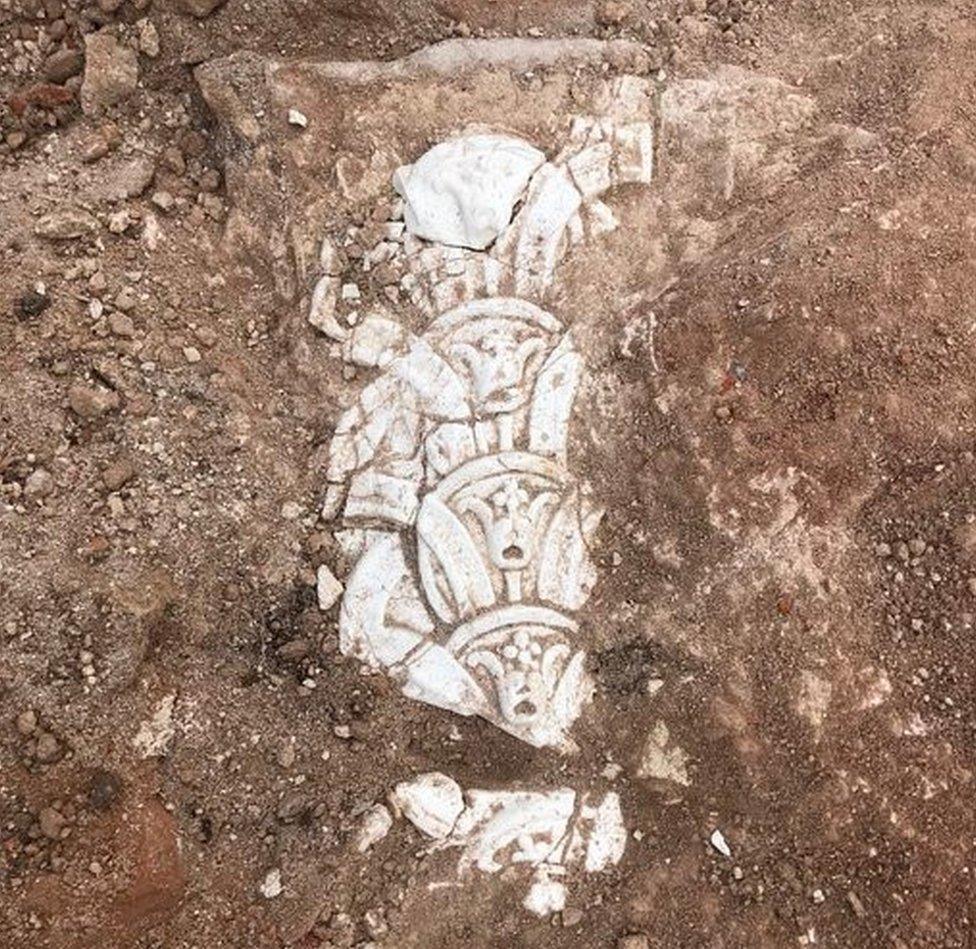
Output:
[[320, 99, 655, 751], [308, 79, 655, 333], [391, 772, 626, 916], [328, 297, 597, 750]]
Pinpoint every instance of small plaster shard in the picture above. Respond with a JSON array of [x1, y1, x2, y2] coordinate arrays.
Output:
[[133, 693, 177, 758], [710, 828, 732, 858], [442, 786, 626, 917], [316, 564, 344, 611], [355, 804, 393, 852]]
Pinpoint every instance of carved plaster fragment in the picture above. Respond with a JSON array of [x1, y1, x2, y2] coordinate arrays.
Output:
[[390, 773, 626, 917], [319, 96, 655, 750], [326, 297, 598, 750]]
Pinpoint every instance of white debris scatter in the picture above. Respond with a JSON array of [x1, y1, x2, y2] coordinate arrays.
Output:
[[710, 828, 732, 858], [287, 108, 308, 127], [636, 720, 690, 786], [132, 693, 177, 758], [392, 772, 464, 839], [355, 804, 393, 852], [316, 564, 344, 611], [259, 867, 282, 899], [394, 133, 545, 250]]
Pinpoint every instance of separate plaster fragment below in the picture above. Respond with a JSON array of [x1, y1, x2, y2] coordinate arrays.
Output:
[[390, 772, 626, 916]]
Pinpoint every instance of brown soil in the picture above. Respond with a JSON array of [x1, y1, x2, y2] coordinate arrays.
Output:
[[2, 1, 976, 947]]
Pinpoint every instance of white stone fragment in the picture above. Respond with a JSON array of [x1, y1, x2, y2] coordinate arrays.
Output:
[[342, 314, 408, 367], [308, 274, 346, 340], [355, 804, 393, 852], [567, 141, 613, 198], [580, 792, 628, 872], [132, 693, 177, 758], [524, 871, 567, 916], [319, 236, 343, 274], [636, 720, 690, 786], [392, 772, 464, 839], [259, 868, 282, 899], [710, 828, 732, 858], [432, 785, 626, 917], [316, 564, 344, 611], [613, 122, 654, 184], [394, 133, 545, 250], [288, 108, 308, 128]]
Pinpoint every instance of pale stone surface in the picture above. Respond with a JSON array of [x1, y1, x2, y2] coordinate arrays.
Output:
[[394, 134, 544, 250], [636, 720, 690, 786], [355, 804, 393, 853], [392, 772, 464, 839], [438, 787, 627, 916]]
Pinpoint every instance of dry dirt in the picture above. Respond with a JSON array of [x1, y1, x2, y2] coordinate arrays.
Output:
[[3, 1, 976, 947]]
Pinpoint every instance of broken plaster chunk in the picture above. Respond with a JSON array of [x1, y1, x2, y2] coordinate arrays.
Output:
[[392, 772, 464, 839], [524, 868, 567, 916], [288, 107, 308, 128], [432, 786, 626, 917], [308, 275, 346, 340], [394, 133, 545, 250], [259, 867, 282, 899], [613, 122, 654, 185], [343, 314, 408, 367], [710, 828, 732, 858], [316, 564, 343, 611], [567, 141, 613, 199], [636, 720, 690, 786], [319, 236, 343, 274], [355, 804, 393, 852]]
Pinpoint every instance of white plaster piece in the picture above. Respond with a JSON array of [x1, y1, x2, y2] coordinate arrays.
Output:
[[355, 804, 393, 852], [637, 720, 690, 786], [259, 868, 283, 899], [316, 564, 344, 611], [308, 274, 346, 340], [394, 134, 545, 250], [710, 828, 732, 858], [423, 785, 626, 917], [319, 104, 656, 750], [392, 772, 465, 839]]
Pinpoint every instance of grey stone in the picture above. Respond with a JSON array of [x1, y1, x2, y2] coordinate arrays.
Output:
[[81, 31, 138, 115]]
